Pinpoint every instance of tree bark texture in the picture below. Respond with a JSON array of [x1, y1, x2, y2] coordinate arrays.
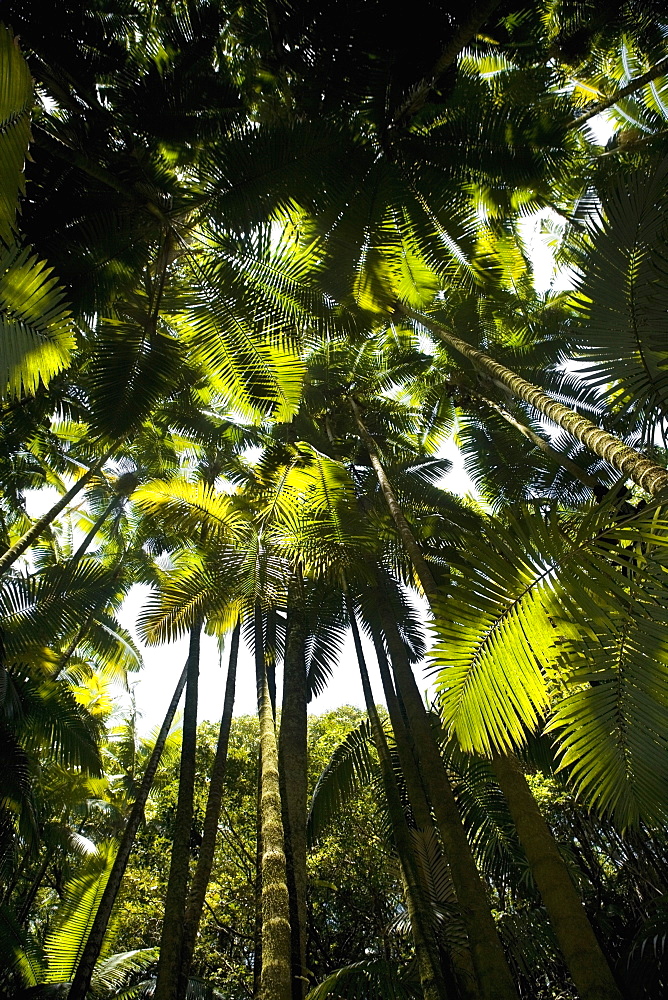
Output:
[[376, 583, 519, 1000], [278, 585, 309, 1000], [178, 621, 241, 997], [370, 618, 481, 1000], [406, 309, 668, 496], [492, 754, 623, 1000], [255, 602, 292, 1000], [347, 594, 449, 1000], [155, 622, 202, 1000]]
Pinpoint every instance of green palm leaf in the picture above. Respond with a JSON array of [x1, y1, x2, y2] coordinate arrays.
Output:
[[0, 246, 75, 398], [43, 841, 117, 982], [307, 718, 374, 846], [305, 958, 421, 1000], [0, 24, 32, 246], [570, 159, 668, 433]]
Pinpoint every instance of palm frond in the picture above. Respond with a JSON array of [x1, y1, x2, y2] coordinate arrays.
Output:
[[0, 24, 32, 246], [43, 841, 117, 982], [570, 159, 668, 437], [305, 958, 421, 1000], [307, 719, 374, 846], [0, 246, 75, 398]]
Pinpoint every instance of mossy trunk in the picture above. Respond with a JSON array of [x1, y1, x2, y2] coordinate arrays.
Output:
[[255, 601, 292, 1000], [347, 594, 450, 1000], [376, 583, 519, 1000], [155, 622, 202, 1000], [278, 583, 309, 1000], [68, 658, 188, 1000], [178, 621, 240, 998], [492, 754, 623, 1000], [407, 308, 668, 496], [371, 620, 481, 1000]]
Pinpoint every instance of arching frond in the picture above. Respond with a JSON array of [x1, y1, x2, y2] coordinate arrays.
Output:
[[305, 958, 421, 1000], [43, 841, 117, 982], [0, 247, 75, 399], [570, 160, 668, 437], [0, 24, 32, 246], [307, 719, 374, 846]]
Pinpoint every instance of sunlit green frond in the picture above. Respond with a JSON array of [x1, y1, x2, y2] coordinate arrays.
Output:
[[0, 24, 32, 246], [6, 666, 102, 775], [547, 553, 668, 829], [0, 246, 75, 398], [261, 444, 377, 577], [90, 947, 159, 995], [44, 841, 117, 982], [137, 549, 245, 644], [431, 511, 556, 754], [132, 478, 250, 546]]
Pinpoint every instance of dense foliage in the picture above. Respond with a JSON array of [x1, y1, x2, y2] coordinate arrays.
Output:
[[2, 1, 668, 998]]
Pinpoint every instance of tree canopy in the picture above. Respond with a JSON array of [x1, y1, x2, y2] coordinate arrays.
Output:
[[2, 2, 668, 998]]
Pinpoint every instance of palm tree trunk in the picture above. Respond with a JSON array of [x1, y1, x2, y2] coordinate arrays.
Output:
[[404, 308, 668, 496], [376, 590, 518, 1000], [570, 54, 668, 129], [69, 495, 121, 564], [278, 581, 309, 1000], [470, 391, 597, 489], [370, 620, 481, 1000], [351, 408, 519, 999], [0, 449, 114, 576], [155, 621, 203, 1000], [254, 756, 263, 1000], [491, 754, 623, 1000], [349, 397, 439, 601], [255, 600, 292, 1000], [68, 657, 188, 1000], [347, 593, 450, 1000], [178, 620, 241, 998]]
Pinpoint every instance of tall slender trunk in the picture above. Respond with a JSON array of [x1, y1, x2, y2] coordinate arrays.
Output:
[[278, 581, 309, 1000], [68, 659, 188, 1000], [255, 601, 292, 1000], [254, 756, 263, 1000], [370, 621, 481, 1000], [492, 754, 623, 1000], [470, 391, 597, 489], [351, 408, 518, 999], [178, 621, 241, 998], [0, 449, 114, 576], [357, 401, 623, 997], [570, 54, 668, 129], [70, 495, 121, 565], [403, 308, 668, 496], [17, 849, 53, 926], [347, 594, 449, 1000], [375, 586, 518, 1000], [155, 622, 202, 1000], [349, 397, 439, 601]]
